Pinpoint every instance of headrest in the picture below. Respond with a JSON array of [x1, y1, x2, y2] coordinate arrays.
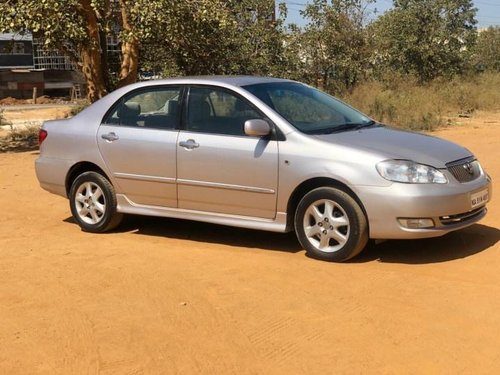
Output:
[[190, 100, 211, 122], [167, 100, 178, 116], [187, 94, 211, 121], [117, 102, 141, 118]]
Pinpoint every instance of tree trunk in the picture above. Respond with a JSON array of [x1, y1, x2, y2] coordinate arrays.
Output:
[[117, 39, 139, 87], [79, 0, 107, 102], [117, 0, 139, 88]]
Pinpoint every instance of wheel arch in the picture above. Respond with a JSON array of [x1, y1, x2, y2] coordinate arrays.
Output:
[[65, 161, 111, 197], [286, 177, 369, 231]]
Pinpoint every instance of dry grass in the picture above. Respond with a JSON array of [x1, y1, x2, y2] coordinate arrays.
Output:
[[0, 109, 10, 126], [67, 101, 90, 118], [0, 103, 86, 153], [0, 123, 40, 152], [340, 72, 500, 131]]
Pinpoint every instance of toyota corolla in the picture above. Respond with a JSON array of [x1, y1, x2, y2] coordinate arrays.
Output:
[[35, 76, 492, 261]]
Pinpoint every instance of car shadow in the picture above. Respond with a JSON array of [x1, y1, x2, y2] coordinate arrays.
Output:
[[352, 224, 499, 264], [64, 216, 498, 262], [66, 215, 303, 253]]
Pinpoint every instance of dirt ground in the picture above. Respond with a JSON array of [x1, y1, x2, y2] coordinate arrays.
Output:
[[3, 107, 73, 123], [0, 96, 71, 106], [0, 114, 499, 374], [1, 106, 73, 126]]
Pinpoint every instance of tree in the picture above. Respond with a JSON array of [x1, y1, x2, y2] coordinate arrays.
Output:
[[1, 0, 126, 101], [130, 0, 234, 77], [279, 23, 310, 82], [472, 27, 500, 72], [371, 0, 477, 82], [0, 0, 234, 102], [225, 0, 289, 77], [138, 0, 289, 78], [298, 0, 373, 94]]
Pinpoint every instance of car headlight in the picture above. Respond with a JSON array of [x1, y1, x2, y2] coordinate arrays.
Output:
[[376, 160, 448, 184]]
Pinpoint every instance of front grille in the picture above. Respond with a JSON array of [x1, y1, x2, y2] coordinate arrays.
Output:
[[446, 157, 481, 183], [439, 207, 486, 225]]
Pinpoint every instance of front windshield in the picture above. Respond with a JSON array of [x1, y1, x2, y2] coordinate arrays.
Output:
[[243, 82, 374, 134]]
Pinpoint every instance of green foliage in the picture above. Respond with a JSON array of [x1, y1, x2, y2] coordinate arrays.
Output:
[[0, 0, 251, 100], [138, 0, 287, 77], [225, 0, 289, 76], [472, 27, 500, 72], [370, 0, 477, 82], [131, 0, 233, 75], [0, 1, 90, 59], [296, 0, 373, 93]]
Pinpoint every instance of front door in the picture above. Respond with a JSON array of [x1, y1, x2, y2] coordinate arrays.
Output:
[[177, 86, 278, 219], [97, 85, 181, 207]]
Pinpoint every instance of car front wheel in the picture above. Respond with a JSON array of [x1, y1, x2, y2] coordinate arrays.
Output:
[[294, 187, 368, 262], [69, 171, 123, 233]]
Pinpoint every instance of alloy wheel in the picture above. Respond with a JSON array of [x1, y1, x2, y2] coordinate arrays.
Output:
[[302, 199, 350, 253], [74, 181, 106, 225]]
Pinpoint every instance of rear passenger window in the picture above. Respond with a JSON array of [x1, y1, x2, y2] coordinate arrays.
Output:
[[104, 86, 181, 129], [186, 87, 262, 136]]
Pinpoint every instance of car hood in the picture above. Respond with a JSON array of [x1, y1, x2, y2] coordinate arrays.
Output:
[[314, 126, 472, 168]]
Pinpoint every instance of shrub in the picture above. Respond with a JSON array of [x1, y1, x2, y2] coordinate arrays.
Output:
[[67, 101, 90, 118], [0, 123, 40, 153], [0, 109, 10, 126], [339, 72, 500, 131]]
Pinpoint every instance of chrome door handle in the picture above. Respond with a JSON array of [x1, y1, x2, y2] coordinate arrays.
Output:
[[101, 132, 119, 142], [179, 139, 200, 149]]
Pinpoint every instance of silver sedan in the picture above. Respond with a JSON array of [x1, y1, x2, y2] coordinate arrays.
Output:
[[35, 76, 492, 261]]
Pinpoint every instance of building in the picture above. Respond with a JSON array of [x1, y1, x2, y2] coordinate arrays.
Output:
[[0, 32, 87, 99], [0, 32, 34, 69]]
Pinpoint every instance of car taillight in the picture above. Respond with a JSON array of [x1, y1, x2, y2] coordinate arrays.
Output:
[[38, 129, 48, 145]]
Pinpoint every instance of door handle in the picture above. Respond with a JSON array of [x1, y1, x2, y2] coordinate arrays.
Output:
[[101, 132, 119, 142], [179, 139, 200, 149]]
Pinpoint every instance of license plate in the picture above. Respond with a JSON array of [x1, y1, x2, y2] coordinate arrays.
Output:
[[471, 189, 489, 209]]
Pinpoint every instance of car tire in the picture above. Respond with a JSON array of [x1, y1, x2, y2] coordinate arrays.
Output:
[[69, 171, 123, 233], [294, 187, 368, 262]]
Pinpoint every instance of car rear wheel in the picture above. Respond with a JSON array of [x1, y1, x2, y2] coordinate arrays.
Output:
[[294, 187, 368, 262], [69, 171, 123, 233]]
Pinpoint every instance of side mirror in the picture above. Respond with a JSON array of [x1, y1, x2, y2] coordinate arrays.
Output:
[[244, 119, 271, 137]]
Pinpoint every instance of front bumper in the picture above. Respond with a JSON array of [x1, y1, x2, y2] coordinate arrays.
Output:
[[356, 175, 492, 239]]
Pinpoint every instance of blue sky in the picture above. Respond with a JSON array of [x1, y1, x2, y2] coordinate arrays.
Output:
[[282, 0, 500, 28]]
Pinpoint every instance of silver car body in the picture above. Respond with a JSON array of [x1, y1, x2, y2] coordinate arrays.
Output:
[[35, 76, 492, 239]]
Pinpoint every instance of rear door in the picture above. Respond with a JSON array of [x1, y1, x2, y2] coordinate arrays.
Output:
[[97, 85, 182, 207]]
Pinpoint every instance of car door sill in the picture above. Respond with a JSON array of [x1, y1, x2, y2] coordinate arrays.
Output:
[[116, 194, 288, 232]]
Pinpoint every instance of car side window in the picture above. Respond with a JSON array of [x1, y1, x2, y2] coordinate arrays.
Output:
[[104, 86, 181, 130], [186, 87, 262, 136]]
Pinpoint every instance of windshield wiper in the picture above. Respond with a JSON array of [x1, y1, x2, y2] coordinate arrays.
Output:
[[353, 120, 379, 129], [313, 120, 379, 135]]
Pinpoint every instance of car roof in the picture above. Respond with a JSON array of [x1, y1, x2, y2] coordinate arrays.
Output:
[[138, 75, 294, 87]]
